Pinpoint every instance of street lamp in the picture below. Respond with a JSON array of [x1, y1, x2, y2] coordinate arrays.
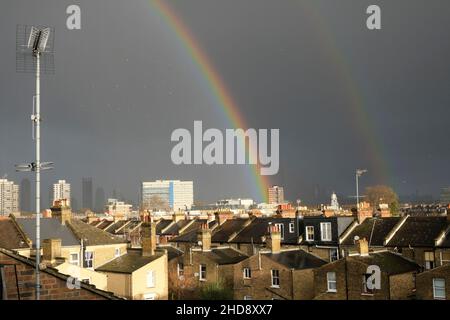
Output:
[[356, 169, 368, 210]]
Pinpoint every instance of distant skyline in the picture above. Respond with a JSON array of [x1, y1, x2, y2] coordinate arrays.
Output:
[[1, 0, 450, 206]]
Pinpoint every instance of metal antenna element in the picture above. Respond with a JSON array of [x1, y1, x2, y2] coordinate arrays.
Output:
[[15, 25, 55, 301], [355, 169, 368, 210]]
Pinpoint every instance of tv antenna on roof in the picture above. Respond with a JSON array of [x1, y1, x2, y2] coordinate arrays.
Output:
[[15, 25, 55, 300]]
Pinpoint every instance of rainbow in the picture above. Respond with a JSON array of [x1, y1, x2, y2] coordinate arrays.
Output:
[[151, 0, 271, 202], [299, 1, 390, 184]]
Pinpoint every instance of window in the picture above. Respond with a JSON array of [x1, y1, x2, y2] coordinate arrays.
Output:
[[199, 264, 207, 281], [84, 251, 94, 269], [177, 263, 184, 277], [243, 268, 251, 279], [271, 270, 280, 288], [424, 251, 435, 270], [305, 226, 314, 241], [362, 275, 374, 294], [115, 248, 121, 257], [330, 248, 339, 262], [433, 278, 446, 300], [69, 253, 79, 266], [320, 223, 332, 241], [146, 270, 155, 288], [275, 223, 284, 240], [327, 272, 337, 292], [244, 295, 252, 300], [289, 223, 295, 233]]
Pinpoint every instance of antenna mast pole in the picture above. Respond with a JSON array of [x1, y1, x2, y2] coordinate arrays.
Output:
[[34, 51, 41, 300]]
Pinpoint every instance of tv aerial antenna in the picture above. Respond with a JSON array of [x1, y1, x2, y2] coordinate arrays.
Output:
[[15, 25, 55, 300]]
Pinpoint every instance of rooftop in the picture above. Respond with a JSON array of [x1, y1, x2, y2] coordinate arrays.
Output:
[[95, 249, 165, 274]]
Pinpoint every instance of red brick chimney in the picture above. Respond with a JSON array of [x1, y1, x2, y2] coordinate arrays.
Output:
[[215, 211, 234, 225], [50, 199, 72, 225], [356, 202, 373, 223]]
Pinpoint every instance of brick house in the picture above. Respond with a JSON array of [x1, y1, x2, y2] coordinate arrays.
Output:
[[384, 216, 449, 269], [168, 224, 248, 299], [0, 248, 120, 300], [298, 216, 355, 262], [233, 225, 327, 300], [416, 264, 450, 300], [340, 217, 401, 255], [95, 222, 168, 300], [314, 238, 420, 300]]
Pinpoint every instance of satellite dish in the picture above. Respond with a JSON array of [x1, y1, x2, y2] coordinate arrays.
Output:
[[198, 241, 202, 246], [354, 235, 360, 241]]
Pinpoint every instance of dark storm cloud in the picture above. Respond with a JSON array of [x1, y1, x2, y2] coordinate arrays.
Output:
[[1, 0, 449, 207]]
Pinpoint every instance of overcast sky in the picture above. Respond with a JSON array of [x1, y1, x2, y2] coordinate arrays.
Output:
[[1, 0, 449, 207]]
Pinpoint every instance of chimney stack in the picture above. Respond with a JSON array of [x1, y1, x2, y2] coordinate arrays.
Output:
[[215, 211, 234, 225], [266, 224, 281, 254], [197, 223, 211, 251], [172, 211, 185, 223], [357, 238, 369, 256], [142, 222, 157, 257], [356, 201, 373, 223], [42, 238, 62, 264], [50, 199, 72, 225]]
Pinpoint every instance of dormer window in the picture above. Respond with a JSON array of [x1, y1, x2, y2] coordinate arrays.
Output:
[[275, 223, 285, 240], [320, 222, 332, 241], [289, 223, 295, 233], [305, 226, 314, 241]]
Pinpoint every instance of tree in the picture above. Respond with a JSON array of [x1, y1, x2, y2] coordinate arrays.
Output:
[[199, 280, 233, 300], [365, 185, 399, 214]]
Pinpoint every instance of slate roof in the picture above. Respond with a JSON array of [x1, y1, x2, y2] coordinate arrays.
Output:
[[67, 219, 127, 246], [106, 220, 129, 234], [95, 249, 165, 274], [0, 218, 30, 249], [201, 247, 248, 265], [211, 219, 251, 243], [341, 217, 401, 246], [386, 216, 448, 247], [15, 218, 80, 248], [230, 218, 299, 245], [348, 251, 420, 275], [161, 220, 192, 235], [169, 219, 219, 243], [155, 219, 174, 234], [158, 245, 184, 261], [263, 249, 327, 270], [96, 220, 115, 230]]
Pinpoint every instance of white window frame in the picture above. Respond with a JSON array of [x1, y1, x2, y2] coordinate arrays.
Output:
[[114, 248, 121, 257], [244, 295, 252, 300], [330, 248, 339, 262], [433, 278, 446, 300], [146, 270, 155, 288], [327, 272, 337, 292], [289, 223, 295, 233], [199, 264, 207, 281], [424, 251, 435, 270], [305, 226, 314, 241], [177, 262, 184, 277], [243, 267, 251, 279], [271, 269, 280, 288], [69, 253, 79, 266], [320, 222, 332, 241], [84, 251, 94, 269]]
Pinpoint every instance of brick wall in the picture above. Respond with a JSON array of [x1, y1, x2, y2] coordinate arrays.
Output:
[[416, 264, 450, 300], [0, 251, 109, 300]]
